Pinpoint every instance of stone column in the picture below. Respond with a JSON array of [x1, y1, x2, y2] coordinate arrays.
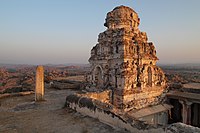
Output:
[[179, 100, 192, 125], [186, 101, 193, 125], [35, 66, 44, 101]]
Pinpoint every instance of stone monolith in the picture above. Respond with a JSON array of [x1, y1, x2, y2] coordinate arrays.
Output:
[[35, 65, 44, 101]]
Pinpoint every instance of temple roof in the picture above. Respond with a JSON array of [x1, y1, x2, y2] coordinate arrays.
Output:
[[104, 5, 140, 29]]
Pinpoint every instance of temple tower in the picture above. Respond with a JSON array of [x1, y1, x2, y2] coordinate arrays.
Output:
[[87, 6, 166, 110]]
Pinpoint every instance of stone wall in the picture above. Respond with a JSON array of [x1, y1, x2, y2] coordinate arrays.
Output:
[[79, 90, 111, 103], [65, 94, 165, 133]]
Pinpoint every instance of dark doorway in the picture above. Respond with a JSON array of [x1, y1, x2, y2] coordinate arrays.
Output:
[[168, 99, 183, 124], [147, 67, 152, 87], [115, 69, 117, 88], [191, 103, 200, 127], [95, 66, 103, 87]]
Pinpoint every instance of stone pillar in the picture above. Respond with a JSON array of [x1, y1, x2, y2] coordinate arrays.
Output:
[[186, 101, 193, 125], [35, 66, 44, 101], [179, 100, 192, 125]]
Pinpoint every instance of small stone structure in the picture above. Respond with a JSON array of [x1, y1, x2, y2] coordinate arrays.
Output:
[[167, 90, 200, 127], [35, 66, 44, 101]]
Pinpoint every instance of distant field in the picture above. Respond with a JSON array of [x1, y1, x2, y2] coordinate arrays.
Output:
[[160, 64, 200, 84]]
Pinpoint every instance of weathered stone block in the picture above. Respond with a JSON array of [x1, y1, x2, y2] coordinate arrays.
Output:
[[35, 66, 44, 101]]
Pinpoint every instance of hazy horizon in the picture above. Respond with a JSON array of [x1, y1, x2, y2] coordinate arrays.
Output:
[[1, 62, 200, 66], [1, 0, 200, 65]]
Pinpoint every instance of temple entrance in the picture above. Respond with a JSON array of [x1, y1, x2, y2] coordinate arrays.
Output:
[[168, 99, 183, 124], [94, 66, 103, 87], [147, 67, 152, 87]]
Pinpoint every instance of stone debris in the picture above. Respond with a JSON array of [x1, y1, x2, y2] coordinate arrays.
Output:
[[166, 122, 200, 133], [12, 102, 37, 112], [0, 91, 34, 99], [50, 80, 82, 90]]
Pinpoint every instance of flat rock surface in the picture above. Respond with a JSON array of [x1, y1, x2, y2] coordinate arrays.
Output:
[[166, 122, 200, 133], [183, 82, 200, 89], [0, 89, 128, 133]]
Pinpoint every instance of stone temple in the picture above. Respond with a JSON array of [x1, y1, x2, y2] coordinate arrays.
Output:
[[66, 6, 172, 131], [86, 6, 166, 111]]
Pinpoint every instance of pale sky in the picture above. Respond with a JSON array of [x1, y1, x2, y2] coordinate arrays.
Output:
[[0, 0, 200, 65]]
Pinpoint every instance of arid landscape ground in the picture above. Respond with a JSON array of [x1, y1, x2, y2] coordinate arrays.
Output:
[[0, 88, 128, 133], [0, 64, 200, 132], [0, 66, 127, 133]]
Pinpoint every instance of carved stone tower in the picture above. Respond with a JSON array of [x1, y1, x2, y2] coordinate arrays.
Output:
[[86, 6, 166, 110]]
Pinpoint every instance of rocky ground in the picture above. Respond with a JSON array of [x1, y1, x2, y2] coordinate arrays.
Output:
[[0, 88, 128, 133]]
